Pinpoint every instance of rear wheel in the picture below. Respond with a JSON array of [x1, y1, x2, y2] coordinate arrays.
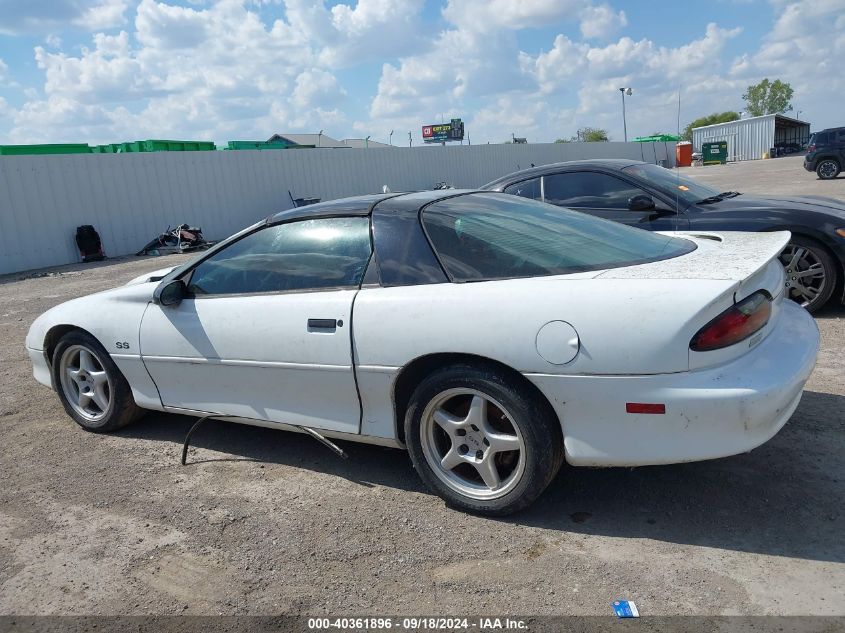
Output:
[[816, 159, 840, 180], [779, 236, 837, 313], [404, 364, 563, 516], [52, 331, 142, 432]]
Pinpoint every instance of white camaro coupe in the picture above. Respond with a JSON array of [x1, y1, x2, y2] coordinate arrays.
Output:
[[27, 191, 820, 515]]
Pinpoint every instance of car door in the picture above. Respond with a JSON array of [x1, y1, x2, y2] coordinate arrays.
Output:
[[139, 216, 372, 434], [541, 170, 684, 231]]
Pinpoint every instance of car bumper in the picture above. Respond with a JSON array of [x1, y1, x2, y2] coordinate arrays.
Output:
[[27, 347, 53, 389], [803, 157, 815, 171], [526, 300, 820, 467]]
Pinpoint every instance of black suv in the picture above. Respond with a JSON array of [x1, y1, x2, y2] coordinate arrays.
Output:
[[804, 127, 845, 179]]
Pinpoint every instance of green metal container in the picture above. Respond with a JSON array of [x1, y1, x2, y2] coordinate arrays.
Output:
[[226, 140, 292, 150], [634, 134, 681, 142], [112, 139, 217, 152], [141, 139, 216, 152], [0, 143, 92, 156], [225, 140, 316, 150], [91, 143, 123, 153], [702, 141, 728, 165]]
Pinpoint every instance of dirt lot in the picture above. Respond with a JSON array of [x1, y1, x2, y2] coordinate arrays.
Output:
[[679, 154, 845, 201], [1, 158, 844, 617]]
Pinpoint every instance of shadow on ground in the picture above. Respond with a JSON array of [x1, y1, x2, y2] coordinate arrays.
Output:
[[120, 389, 844, 564]]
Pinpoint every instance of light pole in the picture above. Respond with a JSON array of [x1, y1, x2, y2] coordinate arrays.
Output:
[[389, 130, 394, 146], [408, 131, 412, 147], [365, 135, 371, 149], [618, 87, 632, 142], [317, 129, 323, 148]]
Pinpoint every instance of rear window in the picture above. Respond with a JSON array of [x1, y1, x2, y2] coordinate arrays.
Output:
[[421, 193, 696, 282]]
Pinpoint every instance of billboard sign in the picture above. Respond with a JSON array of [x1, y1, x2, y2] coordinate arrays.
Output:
[[422, 118, 464, 143]]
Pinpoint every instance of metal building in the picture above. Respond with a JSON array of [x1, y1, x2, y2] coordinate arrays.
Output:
[[692, 114, 810, 162]]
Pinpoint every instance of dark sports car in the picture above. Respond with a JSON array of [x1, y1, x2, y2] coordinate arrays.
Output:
[[482, 159, 845, 312]]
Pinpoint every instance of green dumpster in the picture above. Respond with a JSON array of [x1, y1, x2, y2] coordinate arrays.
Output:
[[702, 141, 728, 165], [226, 140, 293, 150], [0, 143, 92, 156], [112, 139, 216, 152]]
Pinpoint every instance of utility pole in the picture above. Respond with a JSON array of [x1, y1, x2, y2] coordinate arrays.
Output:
[[389, 130, 394, 146], [618, 88, 632, 142], [408, 131, 412, 147]]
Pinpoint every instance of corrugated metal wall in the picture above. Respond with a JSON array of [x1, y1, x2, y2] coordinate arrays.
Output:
[[693, 115, 776, 162], [0, 141, 676, 275]]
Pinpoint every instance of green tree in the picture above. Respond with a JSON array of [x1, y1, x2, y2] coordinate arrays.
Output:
[[554, 138, 571, 143], [568, 127, 608, 142], [742, 78, 794, 117], [681, 111, 740, 141]]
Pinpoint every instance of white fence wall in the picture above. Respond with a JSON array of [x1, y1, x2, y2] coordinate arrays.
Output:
[[0, 141, 676, 275]]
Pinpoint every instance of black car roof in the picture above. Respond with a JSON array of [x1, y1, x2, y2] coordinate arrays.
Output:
[[481, 158, 645, 190], [266, 189, 478, 224]]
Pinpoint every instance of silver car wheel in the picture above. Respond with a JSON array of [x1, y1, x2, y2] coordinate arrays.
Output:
[[58, 344, 113, 422], [780, 243, 827, 308], [419, 388, 526, 501], [817, 160, 838, 179]]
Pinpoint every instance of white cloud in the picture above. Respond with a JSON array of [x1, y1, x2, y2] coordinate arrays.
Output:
[[579, 4, 627, 40], [2, 0, 843, 146], [283, 0, 426, 67], [0, 0, 128, 35], [442, 0, 585, 33], [291, 68, 346, 109], [77, 0, 130, 30], [3, 0, 343, 143]]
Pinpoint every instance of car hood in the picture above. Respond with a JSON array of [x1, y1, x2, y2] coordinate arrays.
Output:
[[707, 194, 845, 220], [125, 265, 177, 286]]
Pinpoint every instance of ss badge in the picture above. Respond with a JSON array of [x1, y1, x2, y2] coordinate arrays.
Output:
[[115, 341, 130, 350]]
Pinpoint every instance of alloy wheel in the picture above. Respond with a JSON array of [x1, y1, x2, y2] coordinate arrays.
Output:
[[420, 388, 526, 500], [58, 345, 113, 422], [818, 160, 838, 179], [780, 244, 827, 308]]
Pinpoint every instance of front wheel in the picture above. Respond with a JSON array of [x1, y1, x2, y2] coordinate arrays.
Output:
[[779, 236, 837, 313], [404, 365, 563, 516], [816, 159, 840, 180], [51, 330, 142, 432]]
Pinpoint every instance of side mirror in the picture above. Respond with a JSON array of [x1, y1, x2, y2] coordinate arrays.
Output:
[[154, 279, 186, 307], [628, 194, 656, 211]]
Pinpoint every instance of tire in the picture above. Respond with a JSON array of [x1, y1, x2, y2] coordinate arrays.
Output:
[[404, 364, 563, 516], [779, 235, 838, 313], [816, 159, 840, 180], [51, 330, 142, 432]]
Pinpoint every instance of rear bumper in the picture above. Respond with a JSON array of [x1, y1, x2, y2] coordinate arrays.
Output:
[[527, 300, 820, 467], [803, 156, 815, 171]]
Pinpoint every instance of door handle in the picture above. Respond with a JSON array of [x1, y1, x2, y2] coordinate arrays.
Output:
[[307, 318, 338, 332]]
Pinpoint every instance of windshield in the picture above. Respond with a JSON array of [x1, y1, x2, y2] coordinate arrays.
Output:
[[422, 193, 696, 282], [622, 163, 722, 204]]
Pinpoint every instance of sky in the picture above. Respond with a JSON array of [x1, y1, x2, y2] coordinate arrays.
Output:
[[0, 0, 843, 146]]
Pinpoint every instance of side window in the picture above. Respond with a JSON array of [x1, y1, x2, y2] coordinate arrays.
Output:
[[837, 130, 845, 142], [815, 132, 830, 144], [543, 172, 645, 209], [503, 178, 541, 200], [187, 217, 371, 296]]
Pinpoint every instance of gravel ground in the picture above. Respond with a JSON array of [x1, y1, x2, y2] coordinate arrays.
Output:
[[0, 159, 843, 617]]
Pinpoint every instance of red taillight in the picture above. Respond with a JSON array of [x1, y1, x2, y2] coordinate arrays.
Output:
[[690, 291, 772, 352], [807, 144, 815, 153]]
